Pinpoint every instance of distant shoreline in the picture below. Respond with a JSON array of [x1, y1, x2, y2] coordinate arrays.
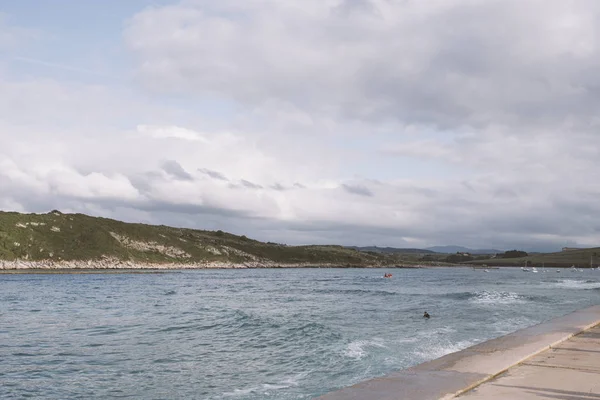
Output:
[[3, 260, 595, 273], [0, 268, 174, 274], [0, 259, 430, 272], [0, 267, 426, 274]]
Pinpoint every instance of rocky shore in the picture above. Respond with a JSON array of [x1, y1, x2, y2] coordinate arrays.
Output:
[[0, 258, 396, 271]]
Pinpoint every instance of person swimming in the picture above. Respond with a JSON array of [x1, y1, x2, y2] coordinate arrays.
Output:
[[423, 311, 430, 319], [384, 273, 392, 278]]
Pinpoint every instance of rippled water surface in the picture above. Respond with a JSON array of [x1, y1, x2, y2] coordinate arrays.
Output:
[[1, 267, 600, 399]]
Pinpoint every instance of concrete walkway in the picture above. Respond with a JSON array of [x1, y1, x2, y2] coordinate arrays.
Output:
[[458, 324, 600, 399]]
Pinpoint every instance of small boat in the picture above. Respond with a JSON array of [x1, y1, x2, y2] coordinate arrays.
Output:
[[532, 267, 538, 273]]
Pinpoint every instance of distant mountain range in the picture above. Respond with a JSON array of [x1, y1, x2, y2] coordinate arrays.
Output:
[[347, 246, 436, 254], [350, 245, 503, 255]]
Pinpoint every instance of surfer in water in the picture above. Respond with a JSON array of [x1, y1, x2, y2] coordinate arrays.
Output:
[[423, 311, 430, 319], [384, 273, 392, 278]]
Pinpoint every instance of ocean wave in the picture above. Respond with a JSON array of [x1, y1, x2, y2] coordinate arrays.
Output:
[[471, 290, 529, 305], [442, 290, 532, 304], [343, 338, 387, 360], [313, 288, 397, 296], [222, 386, 261, 397], [230, 310, 282, 330], [408, 325, 477, 361], [292, 322, 331, 335], [225, 311, 343, 349], [489, 316, 537, 335], [412, 339, 478, 361], [426, 326, 457, 335], [222, 374, 304, 397], [554, 279, 600, 290]]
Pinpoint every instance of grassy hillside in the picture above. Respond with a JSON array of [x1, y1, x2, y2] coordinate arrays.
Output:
[[0, 210, 406, 266], [470, 247, 600, 268]]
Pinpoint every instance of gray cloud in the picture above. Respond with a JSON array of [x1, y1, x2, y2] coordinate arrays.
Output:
[[126, 0, 600, 131], [240, 179, 263, 189], [198, 168, 229, 181], [161, 160, 193, 180], [134, 200, 255, 219], [342, 184, 373, 197]]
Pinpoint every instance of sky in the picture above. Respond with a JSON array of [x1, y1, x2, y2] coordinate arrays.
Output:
[[1, 0, 599, 252]]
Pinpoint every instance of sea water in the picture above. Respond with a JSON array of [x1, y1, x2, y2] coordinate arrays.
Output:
[[1, 267, 599, 399]]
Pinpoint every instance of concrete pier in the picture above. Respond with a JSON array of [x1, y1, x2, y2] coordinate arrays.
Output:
[[458, 323, 600, 399], [317, 305, 600, 400]]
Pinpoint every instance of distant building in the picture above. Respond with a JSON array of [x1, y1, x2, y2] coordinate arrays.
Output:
[[562, 247, 583, 252]]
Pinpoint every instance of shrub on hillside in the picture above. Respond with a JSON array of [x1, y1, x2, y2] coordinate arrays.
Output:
[[501, 250, 528, 258]]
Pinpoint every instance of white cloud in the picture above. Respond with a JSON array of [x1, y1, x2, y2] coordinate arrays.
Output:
[[1, 1, 600, 251], [0, 156, 140, 201], [137, 124, 208, 142]]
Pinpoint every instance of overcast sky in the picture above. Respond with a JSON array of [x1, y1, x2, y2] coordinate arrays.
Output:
[[1, 0, 599, 251]]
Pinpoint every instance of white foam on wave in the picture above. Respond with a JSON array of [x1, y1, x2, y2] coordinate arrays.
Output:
[[490, 316, 536, 335], [278, 372, 307, 387], [413, 339, 478, 361], [555, 279, 600, 290], [223, 387, 258, 397], [343, 338, 387, 360], [388, 328, 458, 355], [222, 382, 293, 397], [470, 290, 526, 305], [222, 372, 307, 397], [428, 326, 457, 335], [410, 325, 478, 362], [262, 383, 291, 390]]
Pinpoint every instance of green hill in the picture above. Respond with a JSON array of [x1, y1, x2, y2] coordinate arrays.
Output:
[[0, 210, 405, 267]]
